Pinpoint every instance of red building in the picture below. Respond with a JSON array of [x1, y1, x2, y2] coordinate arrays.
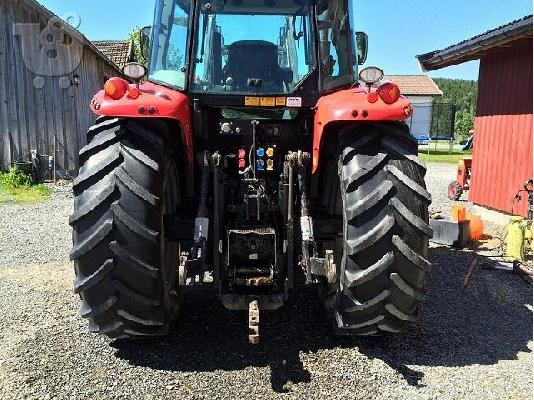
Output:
[[418, 16, 533, 216]]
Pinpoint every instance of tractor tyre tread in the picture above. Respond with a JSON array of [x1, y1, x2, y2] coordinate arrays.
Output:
[[329, 122, 431, 335], [70, 117, 182, 339]]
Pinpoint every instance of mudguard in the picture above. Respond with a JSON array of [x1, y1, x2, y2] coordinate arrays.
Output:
[[312, 87, 413, 173], [90, 81, 193, 168]]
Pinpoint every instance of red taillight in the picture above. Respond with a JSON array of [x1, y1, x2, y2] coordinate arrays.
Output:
[[377, 82, 401, 105], [367, 92, 379, 103], [127, 87, 141, 99], [104, 77, 129, 100]]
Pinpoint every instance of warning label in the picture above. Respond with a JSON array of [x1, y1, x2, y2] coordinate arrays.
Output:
[[286, 97, 302, 107], [260, 97, 276, 107], [245, 97, 260, 106]]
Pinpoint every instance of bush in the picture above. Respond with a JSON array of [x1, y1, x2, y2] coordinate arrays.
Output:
[[0, 169, 51, 204], [454, 108, 475, 141], [0, 169, 33, 189]]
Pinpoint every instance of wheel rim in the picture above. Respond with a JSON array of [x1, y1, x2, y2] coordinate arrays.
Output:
[[449, 185, 457, 198]]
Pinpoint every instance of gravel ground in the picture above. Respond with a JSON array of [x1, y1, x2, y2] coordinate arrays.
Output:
[[425, 163, 459, 215], [424, 162, 505, 232], [0, 182, 72, 268], [0, 163, 531, 400]]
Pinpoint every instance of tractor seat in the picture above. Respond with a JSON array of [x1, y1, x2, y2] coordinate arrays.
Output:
[[223, 40, 291, 92]]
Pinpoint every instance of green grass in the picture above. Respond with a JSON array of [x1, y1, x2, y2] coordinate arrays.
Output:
[[0, 170, 52, 204], [418, 143, 472, 164]]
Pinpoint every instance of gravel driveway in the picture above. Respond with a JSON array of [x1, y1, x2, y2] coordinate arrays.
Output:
[[0, 163, 531, 400]]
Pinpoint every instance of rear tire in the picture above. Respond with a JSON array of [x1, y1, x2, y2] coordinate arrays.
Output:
[[69, 117, 184, 339], [325, 122, 432, 335]]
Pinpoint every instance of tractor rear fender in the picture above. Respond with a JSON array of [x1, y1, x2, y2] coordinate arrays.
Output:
[[90, 80, 194, 169], [312, 87, 413, 174]]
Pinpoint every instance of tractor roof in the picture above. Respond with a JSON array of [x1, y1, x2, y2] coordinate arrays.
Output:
[[197, 0, 310, 15]]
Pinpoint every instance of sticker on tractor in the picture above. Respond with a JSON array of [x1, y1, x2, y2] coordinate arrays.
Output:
[[276, 97, 286, 106], [286, 97, 302, 107], [245, 96, 260, 106], [260, 97, 276, 107]]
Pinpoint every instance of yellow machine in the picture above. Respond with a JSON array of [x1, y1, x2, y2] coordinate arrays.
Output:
[[505, 216, 533, 261], [525, 221, 533, 254], [505, 217, 526, 261], [506, 179, 533, 261]]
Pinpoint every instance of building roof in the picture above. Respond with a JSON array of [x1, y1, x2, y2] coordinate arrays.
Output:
[[417, 15, 533, 72], [24, 0, 119, 72], [93, 40, 134, 69], [383, 75, 443, 96]]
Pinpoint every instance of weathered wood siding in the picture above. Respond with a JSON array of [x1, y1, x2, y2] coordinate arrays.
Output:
[[0, 0, 118, 174]]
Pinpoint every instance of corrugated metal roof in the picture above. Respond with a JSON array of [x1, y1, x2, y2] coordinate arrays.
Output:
[[93, 40, 134, 69], [383, 75, 443, 96], [417, 15, 533, 72]]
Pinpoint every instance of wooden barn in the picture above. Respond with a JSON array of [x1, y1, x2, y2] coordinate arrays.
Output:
[[418, 15, 533, 217], [0, 0, 119, 176]]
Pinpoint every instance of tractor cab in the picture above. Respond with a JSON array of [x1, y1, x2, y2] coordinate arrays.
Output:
[[145, 0, 367, 100]]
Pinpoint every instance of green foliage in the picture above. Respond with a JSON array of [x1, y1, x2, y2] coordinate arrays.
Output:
[[0, 169, 51, 204], [433, 78, 478, 141], [128, 27, 144, 64], [167, 45, 184, 70], [419, 150, 468, 164], [455, 108, 476, 139], [418, 143, 472, 164], [128, 28, 183, 70], [433, 78, 477, 140], [434, 78, 478, 111], [0, 169, 33, 189]]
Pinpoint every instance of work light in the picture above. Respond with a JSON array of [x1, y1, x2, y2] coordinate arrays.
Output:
[[122, 63, 148, 81], [359, 66, 384, 85]]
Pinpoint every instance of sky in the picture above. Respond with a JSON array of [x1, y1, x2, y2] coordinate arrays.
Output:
[[37, 0, 532, 80]]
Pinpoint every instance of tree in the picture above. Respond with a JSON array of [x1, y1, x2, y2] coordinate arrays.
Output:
[[128, 27, 183, 70], [166, 45, 184, 70], [455, 107, 476, 138], [128, 27, 144, 64], [433, 78, 478, 141]]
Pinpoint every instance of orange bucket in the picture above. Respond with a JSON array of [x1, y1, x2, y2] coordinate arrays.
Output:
[[466, 213, 484, 241], [451, 205, 466, 221]]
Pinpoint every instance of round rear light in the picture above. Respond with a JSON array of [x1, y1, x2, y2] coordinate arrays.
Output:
[[104, 78, 129, 100], [377, 82, 401, 105], [367, 92, 379, 103], [122, 63, 148, 80], [127, 87, 141, 99]]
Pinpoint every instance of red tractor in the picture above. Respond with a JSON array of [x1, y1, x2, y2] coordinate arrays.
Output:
[[70, 0, 431, 342], [448, 158, 472, 201]]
